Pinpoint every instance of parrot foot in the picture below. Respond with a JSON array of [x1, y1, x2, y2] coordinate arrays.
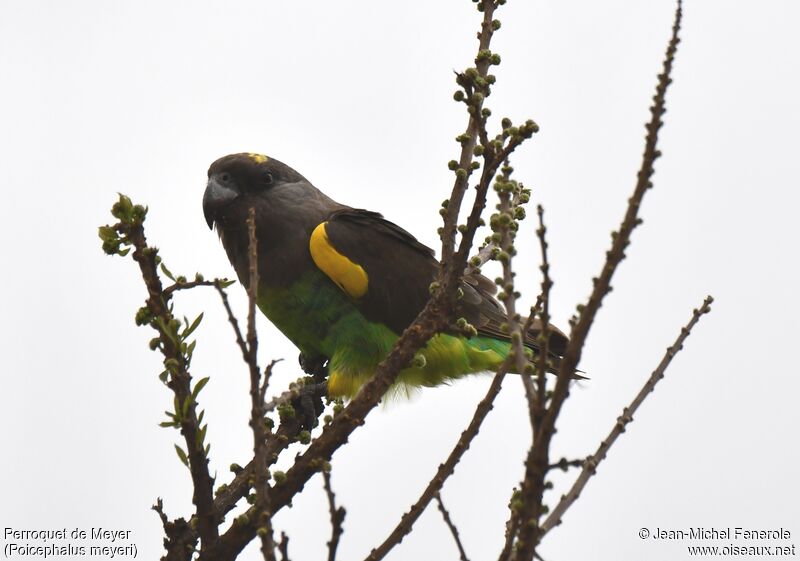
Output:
[[291, 381, 328, 431], [298, 353, 329, 383]]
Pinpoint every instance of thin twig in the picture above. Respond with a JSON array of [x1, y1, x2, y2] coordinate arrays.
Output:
[[494, 167, 536, 424], [435, 492, 471, 561], [209, 417, 307, 520], [541, 296, 713, 535], [184, 377, 316, 536], [533, 205, 551, 432], [501, 205, 552, 553], [120, 215, 218, 552], [363, 367, 508, 561], [278, 533, 291, 561], [464, 171, 529, 276], [495, 174, 542, 561], [366, 304, 542, 561], [449, 124, 537, 292], [439, 0, 500, 268], [264, 383, 304, 413], [153, 498, 170, 528], [509, 3, 684, 559], [322, 469, 346, 561], [204, 273, 453, 559], [260, 359, 282, 404], [243, 208, 278, 561], [164, 278, 221, 297], [152, 499, 195, 561], [498, 488, 520, 561], [214, 282, 249, 363], [546, 458, 585, 472]]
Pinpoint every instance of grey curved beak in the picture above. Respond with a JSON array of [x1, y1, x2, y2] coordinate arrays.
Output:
[[203, 177, 238, 229]]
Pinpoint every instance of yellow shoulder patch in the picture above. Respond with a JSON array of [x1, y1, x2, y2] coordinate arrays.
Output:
[[309, 222, 368, 299], [246, 153, 268, 164]]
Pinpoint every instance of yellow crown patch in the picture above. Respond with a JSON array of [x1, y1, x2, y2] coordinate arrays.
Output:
[[246, 153, 269, 164]]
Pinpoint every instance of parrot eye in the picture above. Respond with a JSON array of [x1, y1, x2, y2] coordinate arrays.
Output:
[[219, 172, 232, 183], [263, 172, 274, 186]]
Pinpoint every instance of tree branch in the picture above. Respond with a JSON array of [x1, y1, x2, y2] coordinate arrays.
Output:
[[242, 208, 278, 561], [322, 469, 346, 561], [363, 367, 507, 561], [540, 295, 713, 535], [110, 204, 218, 552], [440, 0, 500, 268], [435, 492, 471, 561], [510, 2, 684, 559], [533, 204, 552, 434]]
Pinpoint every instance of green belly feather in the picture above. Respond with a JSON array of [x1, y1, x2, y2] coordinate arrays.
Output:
[[257, 271, 509, 398]]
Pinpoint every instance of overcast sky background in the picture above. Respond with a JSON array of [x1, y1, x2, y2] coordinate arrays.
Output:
[[2, 1, 799, 560]]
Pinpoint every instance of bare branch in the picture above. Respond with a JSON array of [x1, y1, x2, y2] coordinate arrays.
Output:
[[494, 168, 534, 422], [163, 278, 220, 297], [113, 209, 217, 551], [277, 533, 291, 561], [363, 368, 507, 561], [541, 295, 713, 535], [242, 208, 278, 561], [209, 414, 309, 522], [440, 0, 501, 267], [204, 294, 450, 559], [546, 458, 585, 473], [264, 382, 304, 413], [435, 493, 471, 561], [214, 282, 249, 360], [322, 469, 346, 561], [151, 499, 195, 561], [509, 3, 684, 559], [497, 488, 520, 561], [533, 205, 552, 432]]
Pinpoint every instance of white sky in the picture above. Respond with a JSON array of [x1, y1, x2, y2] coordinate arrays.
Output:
[[2, 1, 799, 560]]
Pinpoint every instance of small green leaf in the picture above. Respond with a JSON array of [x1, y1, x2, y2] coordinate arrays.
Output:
[[135, 306, 152, 326], [160, 263, 176, 281], [98, 225, 118, 242], [182, 395, 192, 418], [182, 313, 204, 339], [131, 204, 148, 223], [174, 444, 189, 467], [154, 317, 180, 346], [191, 376, 210, 401], [111, 194, 133, 220], [195, 424, 208, 449], [173, 396, 182, 420]]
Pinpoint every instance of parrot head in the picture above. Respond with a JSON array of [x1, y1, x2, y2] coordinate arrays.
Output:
[[203, 152, 346, 286], [203, 152, 316, 230]]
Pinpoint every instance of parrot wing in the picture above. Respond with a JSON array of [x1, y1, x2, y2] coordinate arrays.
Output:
[[309, 208, 567, 355]]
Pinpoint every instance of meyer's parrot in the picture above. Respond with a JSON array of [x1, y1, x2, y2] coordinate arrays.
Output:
[[202, 152, 567, 400]]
